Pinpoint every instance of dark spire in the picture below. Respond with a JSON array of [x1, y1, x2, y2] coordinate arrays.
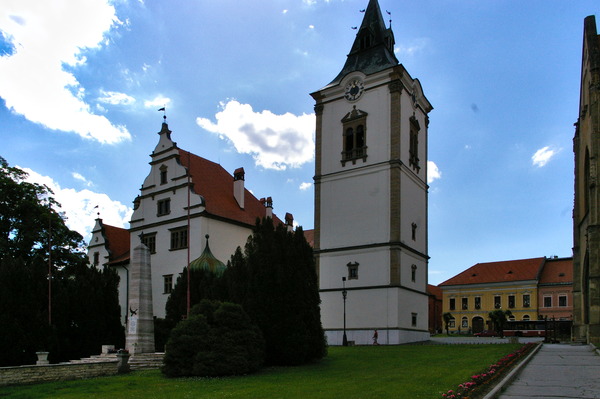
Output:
[[329, 0, 398, 85]]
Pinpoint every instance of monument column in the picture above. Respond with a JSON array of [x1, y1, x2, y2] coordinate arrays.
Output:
[[126, 243, 155, 354]]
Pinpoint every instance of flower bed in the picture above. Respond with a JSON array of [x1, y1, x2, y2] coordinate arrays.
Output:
[[439, 343, 538, 399]]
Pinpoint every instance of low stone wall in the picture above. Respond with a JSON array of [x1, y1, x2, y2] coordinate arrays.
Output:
[[0, 359, 119, 387]]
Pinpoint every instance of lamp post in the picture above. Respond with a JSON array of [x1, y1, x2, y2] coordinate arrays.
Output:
[[342, 276, 348, 346]]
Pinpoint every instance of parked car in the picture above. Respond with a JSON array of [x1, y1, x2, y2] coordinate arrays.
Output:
[[474, 330, 496, 337]]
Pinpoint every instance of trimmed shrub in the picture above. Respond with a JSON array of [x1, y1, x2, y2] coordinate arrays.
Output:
[[162, 300, 264, 378]]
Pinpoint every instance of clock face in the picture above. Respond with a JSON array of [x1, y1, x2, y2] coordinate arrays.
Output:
[[344, 78, 364, 101]]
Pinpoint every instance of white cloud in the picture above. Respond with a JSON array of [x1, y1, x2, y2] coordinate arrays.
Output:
[[197, 100, 315, 170], [144, 96, 171, 109], [0, 0, 131, 144], [72, 172, 93, 187], [395, 38, 429, 57], [299, 182, 312, 191], [532, 146, 560, 167], [21, 167, 132, 242], [98, 90, 135, 105], [427, 160, 441, 184]]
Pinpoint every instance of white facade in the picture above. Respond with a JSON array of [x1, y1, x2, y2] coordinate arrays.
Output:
[[312, 0, 432, 345], [88, 122, 283, 323]]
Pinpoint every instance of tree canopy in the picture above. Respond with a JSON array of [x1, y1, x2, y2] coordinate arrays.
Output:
[[224, 218, 326, 366], [0, 156, 124, 366]]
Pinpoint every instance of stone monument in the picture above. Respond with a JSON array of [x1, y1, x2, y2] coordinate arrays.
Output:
[[125, 243, 155, 354]]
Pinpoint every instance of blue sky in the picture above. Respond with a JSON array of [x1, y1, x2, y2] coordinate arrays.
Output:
[[1, 0, 597, 285]]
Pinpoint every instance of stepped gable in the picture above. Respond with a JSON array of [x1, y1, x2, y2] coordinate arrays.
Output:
[[439, 257, 545, 286], [178, 149, 282, 226]]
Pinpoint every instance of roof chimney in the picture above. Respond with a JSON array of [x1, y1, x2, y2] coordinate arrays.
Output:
[[285, 213, 294, 232], [261, 197, 273, 218], [233, 167, 245, 209]]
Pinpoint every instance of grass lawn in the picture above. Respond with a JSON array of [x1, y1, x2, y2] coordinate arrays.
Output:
[[0, 344, 521, 399]]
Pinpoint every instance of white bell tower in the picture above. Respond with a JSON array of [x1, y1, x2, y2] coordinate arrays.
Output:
[[311, 0, 433, 345]]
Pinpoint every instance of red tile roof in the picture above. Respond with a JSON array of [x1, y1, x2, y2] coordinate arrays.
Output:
[[178, 149, 282, 226], [539, 257, 573, 285], [303, 229, 315, 247], [439, 257, 545, 286], [427, 284, 442, 298], [103, 223, 130, 265]]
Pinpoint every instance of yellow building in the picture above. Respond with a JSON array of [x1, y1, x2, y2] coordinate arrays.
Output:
[[439, 258, 544, 334]]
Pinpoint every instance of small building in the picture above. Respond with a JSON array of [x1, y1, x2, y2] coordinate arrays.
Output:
[[439, 257, 544, 334], [427, 284, 443, 334], [538, 257, 574, 321]]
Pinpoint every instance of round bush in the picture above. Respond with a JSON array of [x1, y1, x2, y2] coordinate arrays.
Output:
[[162, 300, 264, 378]]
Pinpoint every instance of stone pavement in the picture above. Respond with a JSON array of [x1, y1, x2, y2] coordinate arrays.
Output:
[[496, 344, 600, 399]]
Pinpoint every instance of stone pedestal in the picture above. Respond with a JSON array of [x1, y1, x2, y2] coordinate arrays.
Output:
[[125, 244, 155, 354], [116, 352, 131, 374], [35, 351, 49, 365]]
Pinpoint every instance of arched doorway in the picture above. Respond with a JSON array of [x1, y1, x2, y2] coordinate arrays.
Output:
[[472, 316, 484, 333]]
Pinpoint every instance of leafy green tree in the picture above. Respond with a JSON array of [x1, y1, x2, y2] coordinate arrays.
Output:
[[442, 312, 453, 336], [488, 309, 513, 338], [0, 156, 123, 365], [162, 300, 264, 378], [224, 218, 326, 366]]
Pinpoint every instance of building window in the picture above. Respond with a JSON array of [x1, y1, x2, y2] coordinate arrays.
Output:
[[494, 296, 501, 309], [157, 198, 171, 216], [461, 317, 468, 329], [347, 262, 359, 280], [163, 275, 173, 294], [543, 296, 552, 308], [411, 313, 418, 327], [170, 227, 188, 250], [559, 295, 567, 307], [523, 294, 530, 308], [409, 115, 420, 172], [411, 264, 417, 282], [160, 165, 168, 185], [462, 297, 468, 310], [93, 252, 99, 266], [341, 106, 368, 165], [523, 315, 530, 321], [411, 223, 417, 241], [449, 298, 456, 311], [141, 233, 156, 254], [508, 295, 515, 309], [474, 296, 481, 310], [448, 317, 455, 328]]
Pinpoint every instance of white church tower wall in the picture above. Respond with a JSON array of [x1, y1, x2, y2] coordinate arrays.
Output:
[[312, 0, 432, 345]]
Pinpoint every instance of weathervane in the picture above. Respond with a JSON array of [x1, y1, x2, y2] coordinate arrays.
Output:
[[386, 10, 392, 28], [158, 106, 167, 122]]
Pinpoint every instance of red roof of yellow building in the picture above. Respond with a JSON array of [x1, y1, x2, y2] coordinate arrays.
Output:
[[439, 257, 545, 286]]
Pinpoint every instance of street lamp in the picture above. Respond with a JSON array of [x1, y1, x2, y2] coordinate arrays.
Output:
[[342, 276, 348, 346]]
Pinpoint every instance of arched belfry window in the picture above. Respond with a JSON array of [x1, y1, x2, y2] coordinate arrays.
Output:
[[341, 106, 368, 166]]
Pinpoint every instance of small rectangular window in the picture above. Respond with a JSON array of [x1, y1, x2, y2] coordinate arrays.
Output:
[[157, 198, 171, 216], [462, 297, 468, 310], [411, 313, 417, 327], [523, 294, 531, 308], [449, 319, 456, 328], [494, 296, 501, 309], [544, 296, 552, 308], [449, 298, 456, 311], [347, 262, 359, 280], [474, 296, 481, 310], [170, 227, 188, 250], [141, 233, 156, 254], [163, 275, 173, 294], [411, 265, 417, 282], [558, 295, 567, 307], [93, 252, 99, 266], [508, 295, 515, 309], [461, 317, 468, 328]]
